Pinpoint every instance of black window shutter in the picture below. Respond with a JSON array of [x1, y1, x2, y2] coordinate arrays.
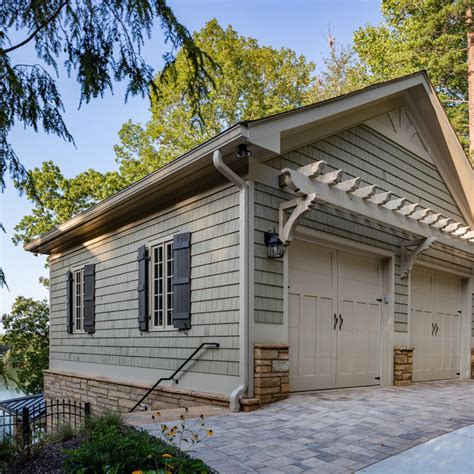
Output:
[[83, 264, 96, 334], [173, 232, 191, 330], [66, 271, 73, 334], [137, 245, 149, 332]]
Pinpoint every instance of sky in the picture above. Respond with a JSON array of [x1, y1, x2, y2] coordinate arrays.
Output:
[[0, 0, 383, 319]]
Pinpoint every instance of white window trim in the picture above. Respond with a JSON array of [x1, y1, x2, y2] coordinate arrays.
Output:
[[72, 265, 85, 334], [148, 235, 178, 332]]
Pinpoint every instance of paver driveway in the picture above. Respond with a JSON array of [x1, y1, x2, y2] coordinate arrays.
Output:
[[141, 380, 474, 473]]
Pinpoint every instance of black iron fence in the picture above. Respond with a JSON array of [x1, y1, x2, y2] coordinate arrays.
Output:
[[0, 396, 90, 447]]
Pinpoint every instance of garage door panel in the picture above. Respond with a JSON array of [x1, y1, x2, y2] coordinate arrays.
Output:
[[289, 241, 382, 391], [411, 269, 461, 382], [290, 293, 337, 390], [336, 300, 380, 387], [441, 313, 452, 371], [338, 252, 380, 283]]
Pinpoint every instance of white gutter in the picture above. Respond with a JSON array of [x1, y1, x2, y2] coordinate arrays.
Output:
[[212, 149, 249, 412]]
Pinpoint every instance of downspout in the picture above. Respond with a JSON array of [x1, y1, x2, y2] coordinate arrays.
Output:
[[212, 149, 249, 412]]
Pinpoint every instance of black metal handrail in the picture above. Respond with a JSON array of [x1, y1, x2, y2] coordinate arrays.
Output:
[[129, 342, 220, 413]]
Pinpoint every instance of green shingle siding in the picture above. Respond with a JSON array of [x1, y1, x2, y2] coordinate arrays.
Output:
[[255, 124, 470, 331], [49, 184, 240, 377]]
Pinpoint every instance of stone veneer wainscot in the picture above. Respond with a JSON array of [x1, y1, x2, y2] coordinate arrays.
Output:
[[44, 370, 229, 414]]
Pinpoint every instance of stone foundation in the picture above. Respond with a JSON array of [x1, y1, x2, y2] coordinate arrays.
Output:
[[254, 343, 289, 406], [394, 346, 414, 386], [44, 370, 229, 415]]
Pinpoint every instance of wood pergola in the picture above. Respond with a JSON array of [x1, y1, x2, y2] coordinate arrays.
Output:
[[278, 161, 474, 278]]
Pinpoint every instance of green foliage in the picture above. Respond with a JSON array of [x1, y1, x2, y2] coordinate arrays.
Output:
[[46, 423, 77, 444], [354, 0, 469, 150], [0, 349, 18, 389], [0, 434, 18, 472], [1, 297, 49, 394], [0, 0, 211, 190], [14, 21, 367, 246], [113, 19, 319, 181], [13, 161, 126, 245], [84, 411, 126, 433], [64, 412, 210, 474], [309, 34, 371, 102]]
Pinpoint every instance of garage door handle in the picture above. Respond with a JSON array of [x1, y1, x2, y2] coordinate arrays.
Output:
[[432, 323, 435, 335], [435, 323, 439, 336], [334, 314, 338, 330], [339, 314, 343, 330]]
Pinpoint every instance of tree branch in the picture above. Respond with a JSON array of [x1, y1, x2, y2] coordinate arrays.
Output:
[[0, 1, 69, 55]]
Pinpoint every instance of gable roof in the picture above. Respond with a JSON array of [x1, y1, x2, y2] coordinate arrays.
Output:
[[245, 71, 473, 225], [25, 71, 473, 255]]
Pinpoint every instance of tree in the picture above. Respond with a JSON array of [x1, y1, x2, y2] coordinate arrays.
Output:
[[13, 161, 126, 245], [308, 32, 370, 102], [354, 0, 470, 153], [0, 0, 211, 191], [113, 20, 318, 182], [14, 21, 367, 246], [2, 297, 49, 394]]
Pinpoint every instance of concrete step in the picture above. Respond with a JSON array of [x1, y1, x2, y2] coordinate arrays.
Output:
[[124, 404, 228, 428]]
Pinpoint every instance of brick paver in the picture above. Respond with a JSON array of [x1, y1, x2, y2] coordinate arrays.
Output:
[[138, 380, 474, 473]]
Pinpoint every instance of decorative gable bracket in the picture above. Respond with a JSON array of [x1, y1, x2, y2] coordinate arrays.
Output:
[[278, 193, 319, 245], [400, 237, 436, 279]]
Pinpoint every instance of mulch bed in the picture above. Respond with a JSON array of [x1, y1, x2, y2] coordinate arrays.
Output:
[[7, 434, 86, 474]]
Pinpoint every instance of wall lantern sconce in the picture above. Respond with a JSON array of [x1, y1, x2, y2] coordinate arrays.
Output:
[[264, 229, 284, 259]]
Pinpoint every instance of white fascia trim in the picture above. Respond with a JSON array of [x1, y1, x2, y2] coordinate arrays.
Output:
[[25, 124, 249, 253], [246, 74, 428, 154], [247, 72, 473, 226]]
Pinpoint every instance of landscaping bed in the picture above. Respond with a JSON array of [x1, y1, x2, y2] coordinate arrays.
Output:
[[1, 412, 212, 473]]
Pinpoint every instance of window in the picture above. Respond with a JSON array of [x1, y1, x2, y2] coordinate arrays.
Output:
[[73, 268, 84, 332], [150, 240, 174, 329]]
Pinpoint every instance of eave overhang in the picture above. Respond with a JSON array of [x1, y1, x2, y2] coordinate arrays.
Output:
[[246, 71, 473, 227], [25, 124, 251, 255], [25, 71, 473, 256]]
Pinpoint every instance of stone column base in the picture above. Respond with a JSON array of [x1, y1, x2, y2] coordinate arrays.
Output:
[[254, 343, 289, 405], [394, 346, 414, 386]]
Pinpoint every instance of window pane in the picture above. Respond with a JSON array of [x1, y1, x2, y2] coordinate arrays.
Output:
[[74, 269, 83, 332], [150, 240, 175, 329]]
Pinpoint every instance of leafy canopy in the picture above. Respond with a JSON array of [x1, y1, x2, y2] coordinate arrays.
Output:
[[2, 297, 49, 394], [0, 0, 210, 191], [14, 20, 366, 245], [354, 0, 469, 149], [114, 19, 318, 182]]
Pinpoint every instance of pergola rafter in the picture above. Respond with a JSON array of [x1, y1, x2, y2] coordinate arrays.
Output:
[[278, 161, 474, 258]]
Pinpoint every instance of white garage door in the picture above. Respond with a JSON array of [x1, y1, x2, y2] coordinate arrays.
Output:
[[410, 269, 462, 382], [289, 240, 383, 391]]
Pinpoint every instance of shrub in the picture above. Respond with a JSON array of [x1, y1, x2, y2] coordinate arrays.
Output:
[[45, 423, 77, 444], [0, 434, 17, 472], [63, 412, 210, 473]]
